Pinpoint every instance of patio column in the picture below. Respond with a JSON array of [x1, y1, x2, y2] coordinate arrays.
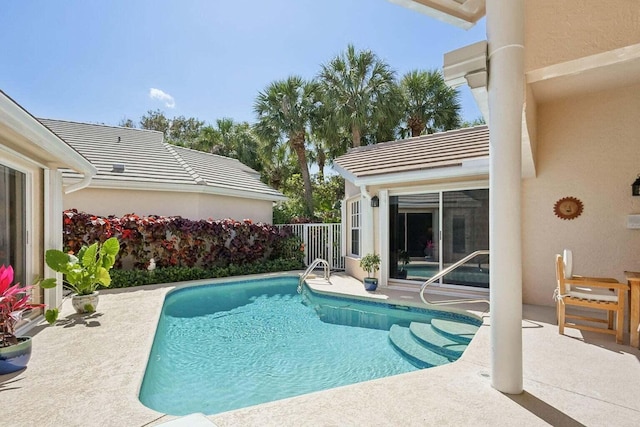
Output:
[[487, 0, 524, 394], [44, 169, 64, 309]]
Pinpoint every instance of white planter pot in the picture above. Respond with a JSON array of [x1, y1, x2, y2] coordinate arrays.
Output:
[[71, 291, 99, 314]]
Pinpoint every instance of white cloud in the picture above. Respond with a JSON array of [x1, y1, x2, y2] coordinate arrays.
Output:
[[149, 88, 175, 108]]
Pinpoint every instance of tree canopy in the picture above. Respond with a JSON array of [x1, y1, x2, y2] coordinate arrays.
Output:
[[117, 45, 468, 223]]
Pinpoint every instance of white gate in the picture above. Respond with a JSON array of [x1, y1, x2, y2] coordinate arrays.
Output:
[[276, 223, 344, 270]]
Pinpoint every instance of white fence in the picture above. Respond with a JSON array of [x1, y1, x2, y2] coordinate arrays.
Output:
[[276, 223, 344, 270]]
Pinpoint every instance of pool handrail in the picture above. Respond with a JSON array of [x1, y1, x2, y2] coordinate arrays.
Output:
[[419, 250, 490, 306], [298, 258, 331, 293]]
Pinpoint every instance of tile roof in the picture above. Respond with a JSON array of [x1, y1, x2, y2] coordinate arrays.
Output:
[[38, 118, 285, 201], [333, 125, 489, 180]]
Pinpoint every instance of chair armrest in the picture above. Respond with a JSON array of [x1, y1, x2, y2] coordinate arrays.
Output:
[[572, 275, 618, 283], [565, 278, 629, 291]]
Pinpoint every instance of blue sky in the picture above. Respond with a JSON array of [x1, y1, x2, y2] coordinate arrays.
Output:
[[1, 0, 486, 127]]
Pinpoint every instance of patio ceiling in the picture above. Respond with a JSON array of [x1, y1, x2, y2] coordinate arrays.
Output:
[[527, 43, 640, 103], [388, 0, 485, 29]]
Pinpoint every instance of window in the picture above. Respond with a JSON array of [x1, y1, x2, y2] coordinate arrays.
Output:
[[349, 200, 360, 256], [0, 163, 27, 286]]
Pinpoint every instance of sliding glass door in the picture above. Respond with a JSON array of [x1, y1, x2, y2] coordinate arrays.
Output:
[[389, 188, 489, 288], [0, 163, 27, 286]]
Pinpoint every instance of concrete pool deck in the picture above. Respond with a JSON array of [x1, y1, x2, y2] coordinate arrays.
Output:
[[2, 271, 640, 426]]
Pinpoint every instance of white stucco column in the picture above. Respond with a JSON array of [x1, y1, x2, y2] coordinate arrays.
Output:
[[487, 0, 524, 394], [378, 189, 389, 286], [44, 169, 64, 309]]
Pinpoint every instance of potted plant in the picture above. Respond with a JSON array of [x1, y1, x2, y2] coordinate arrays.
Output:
[[359, 253, 381, 291], [44, 237, 120, 314], [0, 265, 57, 374], [424, 240, 434, 259], [397, 249, 410, 279]]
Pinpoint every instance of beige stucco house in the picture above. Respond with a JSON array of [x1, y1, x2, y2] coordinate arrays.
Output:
[[39, 119, 286, 224], [0, 91, 96, 312], [335, 125, 490, 293], [340, 0, 640, 393]]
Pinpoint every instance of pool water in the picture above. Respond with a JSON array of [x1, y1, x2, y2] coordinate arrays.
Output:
[[139, 276, 479, 416]]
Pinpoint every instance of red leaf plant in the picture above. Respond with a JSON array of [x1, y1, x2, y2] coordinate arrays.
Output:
[[0, 265, 45, 348]]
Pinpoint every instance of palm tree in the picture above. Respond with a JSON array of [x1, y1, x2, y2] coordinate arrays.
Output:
[[318, 44, 401, 148], [400, 69, 462, 137], [254, 76, 319, 217], [307, 138, 327, 182]]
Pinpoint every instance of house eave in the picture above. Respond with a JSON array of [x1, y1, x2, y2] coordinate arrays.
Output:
[[62, 177, 287, 203], [337, 157, 489, 187], [0, 91, 97, 180]]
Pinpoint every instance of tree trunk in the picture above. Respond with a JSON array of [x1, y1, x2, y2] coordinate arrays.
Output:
[[351, 125, 361, 147], [408, 116, 424, 137], [290, 133, 314, 217]]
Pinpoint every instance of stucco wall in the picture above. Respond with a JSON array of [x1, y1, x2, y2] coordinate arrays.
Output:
[[64, 188, 274, 223], [524, 0, 640, 71], [522, 82, 640, 306]]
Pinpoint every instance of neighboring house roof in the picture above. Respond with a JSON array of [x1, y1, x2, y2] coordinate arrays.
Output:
[[333, 125, 489, 186], [39, 118, 285, 202]]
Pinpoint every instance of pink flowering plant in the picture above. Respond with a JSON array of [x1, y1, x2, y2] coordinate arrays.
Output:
[[0, 265, 57, 348]]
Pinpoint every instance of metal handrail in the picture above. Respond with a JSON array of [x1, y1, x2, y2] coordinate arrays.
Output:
[[298, 258, 330, 293], [419, 250, 490, 306]]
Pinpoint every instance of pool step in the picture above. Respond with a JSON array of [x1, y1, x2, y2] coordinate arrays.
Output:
[[431, 318, 480, 344], [409, 322, 468, 359], [389, 319, 479, 368], [388, 325, 451, 369]]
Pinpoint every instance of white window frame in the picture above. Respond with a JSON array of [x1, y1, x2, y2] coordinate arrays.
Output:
[[387, 180, 490, 296], [349, 199, 361, 257], [0, 152, 35, 294]]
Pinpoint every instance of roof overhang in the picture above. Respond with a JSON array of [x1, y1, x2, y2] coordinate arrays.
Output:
[[387, 0, 485, 29], [526, 43, 640, 104], [0, 91, 96, 190], [334, 157, 489, 187], [443, 40, 489, 123], [443, 41, 537, 178], [62, 176, 288, 203]]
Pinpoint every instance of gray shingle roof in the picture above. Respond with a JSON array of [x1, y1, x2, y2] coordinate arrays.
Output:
[[333, 125, 489, 180], [38, 118, 285, 201]]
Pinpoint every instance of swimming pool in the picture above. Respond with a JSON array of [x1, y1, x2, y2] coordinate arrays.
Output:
[[139, 275, 481, 416]]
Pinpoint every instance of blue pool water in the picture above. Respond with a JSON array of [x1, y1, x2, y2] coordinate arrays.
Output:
[[139, 276, 480, 416]]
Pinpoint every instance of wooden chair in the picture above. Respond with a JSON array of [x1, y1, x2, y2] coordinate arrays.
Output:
[[555, 250, 628, 344]]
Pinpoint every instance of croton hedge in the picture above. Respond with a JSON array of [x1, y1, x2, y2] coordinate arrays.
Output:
[[62, 209, 303, 270]]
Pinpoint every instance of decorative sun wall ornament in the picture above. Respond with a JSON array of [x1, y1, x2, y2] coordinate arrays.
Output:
[[554, 197, 583, 220]]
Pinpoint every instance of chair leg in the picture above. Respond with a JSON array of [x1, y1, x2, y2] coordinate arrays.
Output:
[[608, 311, 614, 329], [558, 302, 565, 336], [616, 309, 624, 344], [616, 293, 625, 344]]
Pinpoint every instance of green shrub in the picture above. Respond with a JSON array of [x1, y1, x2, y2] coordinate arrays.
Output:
[[109, 258, 304, 289]]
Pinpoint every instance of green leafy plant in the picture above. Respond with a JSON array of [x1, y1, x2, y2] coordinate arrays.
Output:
[[109, 258, 304, 288], [359, 253, 381, 278], [43, 237, 120, 296]]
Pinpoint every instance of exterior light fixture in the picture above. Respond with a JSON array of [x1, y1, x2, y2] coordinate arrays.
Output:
[[371, 196, 379, 207], [633, 175, 640, 196]]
